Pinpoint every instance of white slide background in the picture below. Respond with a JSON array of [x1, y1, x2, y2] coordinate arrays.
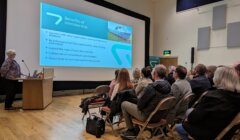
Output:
[[6, 0, 146, 81]]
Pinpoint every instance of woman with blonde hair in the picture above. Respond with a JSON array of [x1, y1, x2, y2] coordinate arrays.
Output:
[[176, 67, 240, 140], [131, 68, 141, 85], [111, 68, 133, 100]]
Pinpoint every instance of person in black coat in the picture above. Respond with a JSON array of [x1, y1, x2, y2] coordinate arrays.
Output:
[[175, 67, 240, 140], [121, 64, 171, 138], [189, 64, 211, 107]]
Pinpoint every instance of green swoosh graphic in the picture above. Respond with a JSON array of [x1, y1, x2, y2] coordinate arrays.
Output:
[[46, 12, 63, 25], [111, 44, 132, 65]]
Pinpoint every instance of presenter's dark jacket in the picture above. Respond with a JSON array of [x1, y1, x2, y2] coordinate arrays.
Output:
[[183, 89, 240, 140]]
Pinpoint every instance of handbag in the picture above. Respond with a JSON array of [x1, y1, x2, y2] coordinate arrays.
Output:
[[86, 115, 105, 138]]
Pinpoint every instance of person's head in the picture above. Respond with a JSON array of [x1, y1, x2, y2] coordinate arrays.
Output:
[[233, 62, 240, 77], [141, 67, 152, 79], [114, 69, 120, 80], [117, 68, 131, 91], [218, 65, 227, 68], [194, 64, 207, 76], [6, 49, 16, 60], [169, 66, 176, 74], [174, 65, 187, 80], [146, 66, 153, 72], [213, 67, 240, 92], [206, 65, 217, 79], [132, 68, 141, 80], [152, 64, 167, 81]]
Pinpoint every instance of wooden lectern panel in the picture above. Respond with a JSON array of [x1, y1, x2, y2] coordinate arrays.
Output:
[[42, 78, 53, 108], [22, 78, 53, 109], [21, 68, 54, 110], [23, 80, 44, 109]]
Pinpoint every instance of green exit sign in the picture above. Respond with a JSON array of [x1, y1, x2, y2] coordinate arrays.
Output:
[[163, 50, 171, 56]]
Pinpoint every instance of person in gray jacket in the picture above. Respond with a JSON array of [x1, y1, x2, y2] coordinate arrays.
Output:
[[167, 66, 192, 122]]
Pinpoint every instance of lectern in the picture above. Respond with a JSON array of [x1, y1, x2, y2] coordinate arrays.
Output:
[[21, 68, 54, 109]]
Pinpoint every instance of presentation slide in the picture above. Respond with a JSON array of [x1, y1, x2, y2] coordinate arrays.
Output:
[[40, 2, 133, 68]]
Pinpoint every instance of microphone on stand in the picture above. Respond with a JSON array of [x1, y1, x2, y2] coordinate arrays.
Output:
[[22, 60, 30, 77]]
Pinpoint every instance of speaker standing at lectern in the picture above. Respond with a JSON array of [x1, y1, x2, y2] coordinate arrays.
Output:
[[0, 49, 21, 110]]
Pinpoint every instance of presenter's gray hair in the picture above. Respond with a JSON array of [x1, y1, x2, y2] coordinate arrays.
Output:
[[6, 49, 16, 56]]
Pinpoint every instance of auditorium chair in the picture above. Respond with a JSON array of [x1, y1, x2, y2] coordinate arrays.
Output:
[[101, 106, 124, 136], [216, 113, 240, 140], [88, 85, 110, 109], [95, 85, 110, 95], [82, 85, 110, 120], [172, 93, 194, 123], [132, 96, 176, 139], [167, 93, 194, 138]]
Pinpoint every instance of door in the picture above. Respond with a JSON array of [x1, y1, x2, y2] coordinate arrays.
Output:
[[160, 57, 178, 73]]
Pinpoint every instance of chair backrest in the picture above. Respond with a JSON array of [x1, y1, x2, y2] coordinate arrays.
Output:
[[216, 113, 240, 140], [172, 93, 194, 119], [174, 93, 194, 108], [95, 85, 110, 94], [146, 96, 176, 123], [182, 93, 194, 103], [192, 91, 208, 108]]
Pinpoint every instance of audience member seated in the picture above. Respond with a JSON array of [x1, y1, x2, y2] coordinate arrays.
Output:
[[175, 67, 240, 140], [146, 66, 153, 81], [108, 69, 119, 97], [154, 64, 171, 83], [166, 65, 176, 85], [111, 68, 134, 101], [189, 64, 211, 107], [206, 65, 217, 89], [167, 65, 192, 121], [120, 65, 171, 138], [131, 68, 141, 85], [135, 67, 153, 98], [109, 89, 137, 117]]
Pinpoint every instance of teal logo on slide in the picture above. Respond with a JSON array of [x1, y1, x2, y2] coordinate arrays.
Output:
[[46, 12, 63, 25], [111, 45, 132, 65]]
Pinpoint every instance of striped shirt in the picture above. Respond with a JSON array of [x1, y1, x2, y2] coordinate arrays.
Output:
[[0, 58, 21, 80]]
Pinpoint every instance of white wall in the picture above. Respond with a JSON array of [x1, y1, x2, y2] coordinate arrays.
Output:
[[153, 0, 240, 68], [106, 0, 155, 55]]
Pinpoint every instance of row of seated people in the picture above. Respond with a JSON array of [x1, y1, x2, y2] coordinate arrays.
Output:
[[105, 63, 240, 139]]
